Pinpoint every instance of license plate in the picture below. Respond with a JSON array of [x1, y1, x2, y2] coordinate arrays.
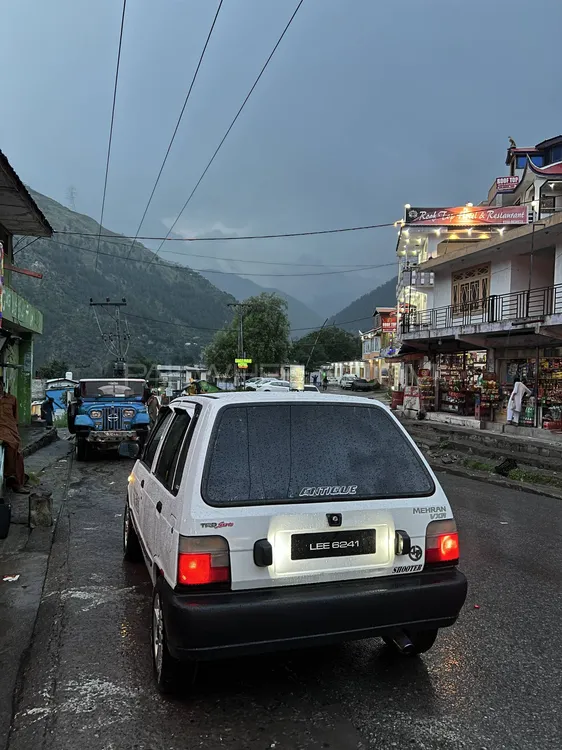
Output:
[[291, 529, 376, 560]]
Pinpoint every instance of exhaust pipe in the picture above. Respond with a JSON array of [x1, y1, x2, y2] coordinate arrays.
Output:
[[389, 631, 415, 655]]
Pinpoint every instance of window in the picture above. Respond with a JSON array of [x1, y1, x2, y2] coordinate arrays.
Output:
[[530, 155, 545, 167], [548, 145, 562, 164], [516, 155, 527, 169], [451, 264, 490, 312], [202, 404, 434, 506], [171, 411, 198, 494], [540, 195, 555, 212], [143, 411, 173, 469], [155, 411, 192, 489]]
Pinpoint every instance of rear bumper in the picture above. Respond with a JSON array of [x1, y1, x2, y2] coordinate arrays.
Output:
[[161, 569, 468, 661]]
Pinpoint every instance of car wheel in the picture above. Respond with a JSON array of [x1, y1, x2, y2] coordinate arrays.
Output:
[[383, 628, 439, 656], [76, 437, 89, 461], [123, 503, 143, 562], [151, 583, 197, 695]]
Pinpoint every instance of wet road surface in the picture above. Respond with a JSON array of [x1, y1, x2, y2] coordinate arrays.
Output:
[[6, 456, 561, 750]]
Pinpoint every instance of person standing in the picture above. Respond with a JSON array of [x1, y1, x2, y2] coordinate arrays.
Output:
[[0, 379, 28, 494], [322, 375, 328, 392], [146, 390, 160, 428], [42, 396, 55, 428], [507, 377, 532, 425]]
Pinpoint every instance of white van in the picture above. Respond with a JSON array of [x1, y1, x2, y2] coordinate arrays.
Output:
[[124, 392, 467, 693]]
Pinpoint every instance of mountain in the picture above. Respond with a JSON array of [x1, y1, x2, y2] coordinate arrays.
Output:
[[199, 272, 323, 334], [11, 190, 237, 375], [329, 276, 398, 333]]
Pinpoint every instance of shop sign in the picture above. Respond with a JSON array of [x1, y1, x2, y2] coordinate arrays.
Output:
[[382, 315, 397, 332], [404, 205, 529, 226], [495, 176, 520, 193]]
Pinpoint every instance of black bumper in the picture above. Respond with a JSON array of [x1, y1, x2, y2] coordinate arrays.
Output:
[[161, 569, 467, 661]]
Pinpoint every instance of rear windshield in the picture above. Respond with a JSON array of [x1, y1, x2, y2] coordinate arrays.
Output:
[[202, 403, 434, 506]]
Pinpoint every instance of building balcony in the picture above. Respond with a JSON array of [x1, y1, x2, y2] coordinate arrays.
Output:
[[401, 284, 562, 346]]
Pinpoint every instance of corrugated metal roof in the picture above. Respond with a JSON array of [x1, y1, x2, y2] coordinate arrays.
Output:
[[0, 150, 53, 237]]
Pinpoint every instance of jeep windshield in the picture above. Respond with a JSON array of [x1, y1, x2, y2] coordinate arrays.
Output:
[[203, 403, 434, 506], [80, 380, 145, 400]]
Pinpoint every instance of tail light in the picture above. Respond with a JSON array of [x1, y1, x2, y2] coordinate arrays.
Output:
[[178, 535, 230, 586], [425, 519, 460, 565]]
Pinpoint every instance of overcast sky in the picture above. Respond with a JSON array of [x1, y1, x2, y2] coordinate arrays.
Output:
[[2, 0, 562, 315]]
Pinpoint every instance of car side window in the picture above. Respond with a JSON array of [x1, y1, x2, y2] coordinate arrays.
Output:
[[154, 411, 192, 490], [142, 412, 173, 470], [170, 410, 198, 494]]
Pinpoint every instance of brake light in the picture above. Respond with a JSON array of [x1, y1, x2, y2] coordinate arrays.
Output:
[[425, 519, 460, 565], [177, 535, 230, 586]]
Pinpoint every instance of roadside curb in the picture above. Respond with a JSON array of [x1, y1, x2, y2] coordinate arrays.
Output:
[[22, 428, 57, 459], [428, 460, 562, 500]]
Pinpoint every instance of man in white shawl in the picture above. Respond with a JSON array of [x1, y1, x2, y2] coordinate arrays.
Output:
[[507, 378, 532, 425]]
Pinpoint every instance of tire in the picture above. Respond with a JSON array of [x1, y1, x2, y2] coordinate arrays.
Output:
[[151, 583, 197, 695], [383, 628, 439, 656], [76, 437, 89, 461], [123, 502, 143, 562]]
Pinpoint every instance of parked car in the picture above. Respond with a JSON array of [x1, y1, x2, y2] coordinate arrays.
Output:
[[303, 384, 320, 392], [351, 378, 372, 392], [124, 392, 467, 694], [340, 374, 358, 389], [256, 380, 291, 392]]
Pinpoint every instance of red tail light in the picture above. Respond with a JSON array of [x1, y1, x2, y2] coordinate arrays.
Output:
[[178, 536, 230, 586], [425, 520, 460, 565]]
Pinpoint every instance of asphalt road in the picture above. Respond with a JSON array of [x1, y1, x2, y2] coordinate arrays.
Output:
[[5, 456, 561, 750]]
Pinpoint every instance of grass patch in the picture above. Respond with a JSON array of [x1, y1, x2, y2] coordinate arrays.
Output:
[[463, 459, 494, 472]]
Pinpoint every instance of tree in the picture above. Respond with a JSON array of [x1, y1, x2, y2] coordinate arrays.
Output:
[[36, 359, 70, 379], [204, 293, 291, 375], [291, 327, 361, 372]]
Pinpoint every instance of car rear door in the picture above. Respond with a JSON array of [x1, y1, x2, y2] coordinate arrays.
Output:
[[190, 401, 443, 591]]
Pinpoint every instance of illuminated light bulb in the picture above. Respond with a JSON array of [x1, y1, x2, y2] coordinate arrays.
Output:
[[450, 233, 458, 240], [467, 228, 473, 235], [405, 203, 411, 209], [498, 227, 505, 235], [480, 233, 489, 239], [466, 202, 473, 207], [435, 229, 441, 236], [403, 229, 409, 237]]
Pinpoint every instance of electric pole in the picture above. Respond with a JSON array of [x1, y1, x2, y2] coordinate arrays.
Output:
[[305, 318, 329, 373], [90, 298, 130, 377]]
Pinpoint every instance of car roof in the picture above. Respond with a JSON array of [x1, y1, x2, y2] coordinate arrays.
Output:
[[169, 392, 389, 411]]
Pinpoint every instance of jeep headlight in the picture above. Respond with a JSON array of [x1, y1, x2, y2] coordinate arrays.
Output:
[[123, 409, 136, 418], [90, 410, 102, 418]]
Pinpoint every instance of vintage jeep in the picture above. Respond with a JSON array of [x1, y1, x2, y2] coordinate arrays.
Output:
[[68, 379, 150, 461]]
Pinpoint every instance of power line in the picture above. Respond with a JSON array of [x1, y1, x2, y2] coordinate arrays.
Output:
[[94, 0, 127, 273], [145, 0, 305, 269], [13, 236, 41, 256], [21, 236, 397, 277], [124, 0, 224, 261], [55, 220, 396, 242]]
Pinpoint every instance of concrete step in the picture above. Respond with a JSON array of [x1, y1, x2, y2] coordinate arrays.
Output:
[[412, 433, 562, 480], [403, 418, 562, 462]]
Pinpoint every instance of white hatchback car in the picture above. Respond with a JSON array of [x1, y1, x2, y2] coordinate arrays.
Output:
[[123, 392, 467, 693], [255, 379, 291, 392]]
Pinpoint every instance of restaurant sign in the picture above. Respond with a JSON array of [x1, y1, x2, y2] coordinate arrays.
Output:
[[382, 314, 397, 332], [404, 205, 529, 226], [495, 176, 520, 193]]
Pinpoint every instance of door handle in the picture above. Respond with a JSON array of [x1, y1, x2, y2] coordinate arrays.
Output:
[[156, 501, 162, 514], [140, 479, 144, 488]]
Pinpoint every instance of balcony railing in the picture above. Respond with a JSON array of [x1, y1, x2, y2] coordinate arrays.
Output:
[[401, 284, 562, 334]]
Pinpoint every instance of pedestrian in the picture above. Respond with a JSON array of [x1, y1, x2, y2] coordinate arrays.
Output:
[[507, 377, 532, 425], [312, 374, 318, 387], [42, 396, 55, 428], [194, 379, 202, 394], [0, 379, 29, 494], [322, 374, 328, 392], [146, 389, 160, 428]]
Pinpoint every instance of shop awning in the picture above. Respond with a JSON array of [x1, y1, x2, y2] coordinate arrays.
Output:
[[0, 150, 53, 237]]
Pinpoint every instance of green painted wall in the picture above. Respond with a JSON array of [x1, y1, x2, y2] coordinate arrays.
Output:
[[3, 287, 43, 333]]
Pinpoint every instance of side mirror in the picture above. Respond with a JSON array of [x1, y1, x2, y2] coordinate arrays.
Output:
[[0, 502, 11, 540], [119, 442, 140, 459]]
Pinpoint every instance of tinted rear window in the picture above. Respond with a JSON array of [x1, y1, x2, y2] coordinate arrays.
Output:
[[202, 403, 434, 506]]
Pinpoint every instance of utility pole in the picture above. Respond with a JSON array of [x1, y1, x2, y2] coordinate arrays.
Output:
[[90, 298, 130, 377], [228, 302, 250, 388], [305, 318, 329, 373]]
